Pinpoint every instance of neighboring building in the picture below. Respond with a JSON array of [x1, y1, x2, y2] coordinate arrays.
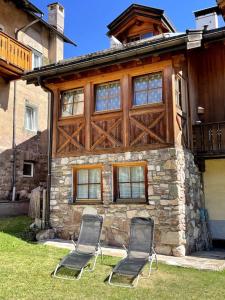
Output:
[[0, 0, 75, 201], [24, 3, 225, 256]]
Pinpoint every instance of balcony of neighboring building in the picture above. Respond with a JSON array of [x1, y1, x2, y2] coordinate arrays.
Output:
[[193, 121, 225, 158], [0, 31, 32, 80]]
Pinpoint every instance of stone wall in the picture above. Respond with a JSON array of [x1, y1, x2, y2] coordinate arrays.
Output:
[[50, 147, 205, 256], [0, 131, 48, 200]]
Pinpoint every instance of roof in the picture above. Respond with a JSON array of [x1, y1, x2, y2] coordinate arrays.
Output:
[[23, 26, 225, 85], [23, 32, 186, 82], [12, 0, 44, 15], [11, 0, 76, 46], [107, 4, 176, 35], [194, 6, 221, 17]]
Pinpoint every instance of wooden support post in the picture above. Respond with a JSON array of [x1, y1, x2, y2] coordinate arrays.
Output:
[[84, 82, 92, 151], [121, 74, 131, 147], [163, 65, 174, 144]]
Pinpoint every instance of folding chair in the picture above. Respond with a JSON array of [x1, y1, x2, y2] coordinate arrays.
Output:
[[53, 214, 103, 280], [108, 217, 157, 288]]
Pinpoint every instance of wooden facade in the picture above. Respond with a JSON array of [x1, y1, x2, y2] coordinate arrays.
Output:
[[46, 56, 189, 158], [189, 41, 225, 157]]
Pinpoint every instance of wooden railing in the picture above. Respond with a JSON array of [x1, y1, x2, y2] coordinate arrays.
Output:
[[0, 31, 32, 71], [193, 121, 225, 156]]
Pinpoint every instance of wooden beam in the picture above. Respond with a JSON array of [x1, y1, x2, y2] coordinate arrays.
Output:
[[121, 74, 131, 147], [84, 82, 92, 151]]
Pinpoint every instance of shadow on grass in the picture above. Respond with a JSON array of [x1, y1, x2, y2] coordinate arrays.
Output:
[[0, 216, 36, 242]]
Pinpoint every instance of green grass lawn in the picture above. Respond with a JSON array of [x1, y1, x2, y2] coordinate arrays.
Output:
[[0, 217, 225, 300]]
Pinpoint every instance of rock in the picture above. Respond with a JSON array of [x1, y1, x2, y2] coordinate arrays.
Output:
[[36, 229, 55, 241], [172, 245, 186, 257], [161, 231, 182, 245], [163, 160, 177, 170], [155, 245, 172, 256], [127, 210, 138, 218], [19, 190, 29, 200]]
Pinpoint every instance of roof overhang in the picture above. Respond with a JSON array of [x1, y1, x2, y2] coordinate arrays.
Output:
[[23, 34, 187, 84]]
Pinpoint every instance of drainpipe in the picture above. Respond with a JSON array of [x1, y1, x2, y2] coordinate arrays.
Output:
[[11, 18, 41, 201], [38, 76, 54, 229]]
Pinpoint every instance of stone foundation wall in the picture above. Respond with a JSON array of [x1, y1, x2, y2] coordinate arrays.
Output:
[[50, 147, 205, 256]]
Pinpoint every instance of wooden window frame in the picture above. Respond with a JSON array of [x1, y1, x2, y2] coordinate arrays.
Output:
[[112, 162, 148, 204], [94, 80, 121, 113], [60, 87, 84, 118], [132, 72, 163, 108], [73, 164, 103, 204]]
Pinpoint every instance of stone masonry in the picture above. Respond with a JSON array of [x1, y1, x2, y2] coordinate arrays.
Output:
[[0, 131, 48, 200], [50, 147, 206, 257]]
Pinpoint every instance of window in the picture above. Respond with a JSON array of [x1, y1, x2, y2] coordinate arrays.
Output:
[[61, 88, 84, 117], [175, 74, 186, 111], [114, 164, 146, 202], [23, 162, 34, 177], [74, 167, 102, 202], [25, 105, 37, 132], [95, 81, 120, 112], [32, 50, 42, 69], [133, 72, 162, 106], [128, 32, 153, 43]]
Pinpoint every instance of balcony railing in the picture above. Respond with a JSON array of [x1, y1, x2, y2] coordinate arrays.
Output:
[[193, 121, 225, 156], [0, 31, 32, 73]]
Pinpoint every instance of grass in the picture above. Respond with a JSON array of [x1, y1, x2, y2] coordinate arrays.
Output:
[[0, 217, 225, 300]]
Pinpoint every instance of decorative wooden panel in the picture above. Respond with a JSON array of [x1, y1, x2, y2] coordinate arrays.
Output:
[[57, 118, 85, 155], [129, 106, 166, 146], [91, 112, 123, 150]]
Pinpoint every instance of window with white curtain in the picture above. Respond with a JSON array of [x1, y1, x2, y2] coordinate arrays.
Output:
[[115, 165, 146, 202], [61, 88, 84, 117], [133, 72, 163, 106], [32, 50, 42, 69], [75, 168, 102, 201], [24, 105, 37, 132]]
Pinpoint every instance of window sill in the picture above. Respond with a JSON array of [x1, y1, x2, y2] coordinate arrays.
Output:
[[59, 114, 84, 121], [114, 198, 147, 204], [131, 102, 163, 110], [24, 128, 37, 134], [70, 200, 103, 205], [93, 109, 122, 116]]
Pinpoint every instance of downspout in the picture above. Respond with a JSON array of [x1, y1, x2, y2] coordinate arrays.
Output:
[[38, 76, 54, 229], [11, 18, 41, 201]]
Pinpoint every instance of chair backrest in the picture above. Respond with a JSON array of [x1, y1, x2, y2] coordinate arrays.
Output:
[[127, 217, 154, 259], [76, 214, 103, 254]]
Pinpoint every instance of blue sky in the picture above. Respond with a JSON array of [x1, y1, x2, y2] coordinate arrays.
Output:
[[31, 0, 220, 58]]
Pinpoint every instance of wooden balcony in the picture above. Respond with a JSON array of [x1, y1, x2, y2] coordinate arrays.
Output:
[[0, 31, 32, 80], [193, 121, 225, 157]]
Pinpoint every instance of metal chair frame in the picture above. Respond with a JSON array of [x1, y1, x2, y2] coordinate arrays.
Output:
[[108, 218, 158, 288]]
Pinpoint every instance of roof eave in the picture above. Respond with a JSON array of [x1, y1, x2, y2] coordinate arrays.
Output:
[[23, 35, 187, 83]]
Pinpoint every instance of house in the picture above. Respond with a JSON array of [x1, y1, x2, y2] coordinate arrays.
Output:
[[0, 0, 75, 204], [23, 3, 225, 256]]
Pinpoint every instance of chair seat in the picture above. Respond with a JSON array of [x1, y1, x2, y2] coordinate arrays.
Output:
[[113, 257, 148, 277], [60, 251, 93, 270]]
